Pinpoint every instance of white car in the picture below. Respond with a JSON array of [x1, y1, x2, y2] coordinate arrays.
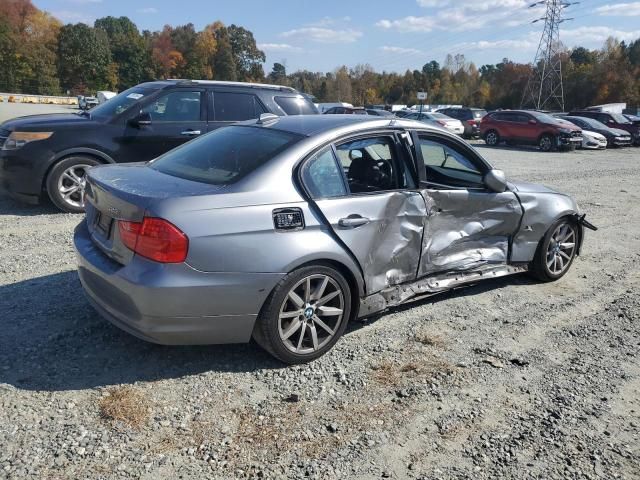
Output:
[[581, 130, 607, 149], [403, 111, 465, 136]]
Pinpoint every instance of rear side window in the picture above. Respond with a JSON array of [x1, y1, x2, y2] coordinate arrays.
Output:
[[150, 126, 300, 185], [214, 92, 265, 121], [302, 148, 346, 198], [275, 96, 318, 115]]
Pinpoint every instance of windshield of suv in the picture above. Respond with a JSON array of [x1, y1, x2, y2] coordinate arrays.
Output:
[[88, 86, 155, 118], [610, 113, 631, 124], [150, 126, 301, 185]]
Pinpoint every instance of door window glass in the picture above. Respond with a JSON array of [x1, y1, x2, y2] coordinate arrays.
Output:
[[335, 137, 411, 193], [301, 148, 346, 198], [418, 137, 485, 188], [142, 91, 202, 122], [214, 92, 266, 121]]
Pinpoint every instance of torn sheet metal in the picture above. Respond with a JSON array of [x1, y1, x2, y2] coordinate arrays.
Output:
[[418, 189, 523, 276], [359, 263, 529, 317], [315, 191, 426, 294]]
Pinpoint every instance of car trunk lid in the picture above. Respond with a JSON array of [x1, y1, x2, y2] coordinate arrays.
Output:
[[84, 163, 222, 265]]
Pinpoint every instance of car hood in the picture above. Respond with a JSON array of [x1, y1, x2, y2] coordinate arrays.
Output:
[[609, 127, 631, 136], [582, 130, 605, 139], [508, 179, 562, 195], [0, 113, 98, 131]]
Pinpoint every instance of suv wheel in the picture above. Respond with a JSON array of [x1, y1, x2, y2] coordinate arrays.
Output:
[[485, 130, 499, 146], [539, 134, 555, 152], [253, 265, 352, 364], [46, 156, 100, 213]]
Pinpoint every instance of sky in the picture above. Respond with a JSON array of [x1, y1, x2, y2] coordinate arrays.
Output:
[[34, 0, 640, 73]]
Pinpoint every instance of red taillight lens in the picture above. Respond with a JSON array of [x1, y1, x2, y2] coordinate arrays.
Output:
[[437, 120, 447, 126], [118, 217, 188, 263], [467, 119, 477, 126]]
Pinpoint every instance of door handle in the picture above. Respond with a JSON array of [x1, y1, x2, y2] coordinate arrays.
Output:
[[338, 216, 370, 228], [181, 130, 201, 136]]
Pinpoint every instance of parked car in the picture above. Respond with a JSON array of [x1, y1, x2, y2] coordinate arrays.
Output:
[[0, 80, 318, 213], [569, 110, 640, 145], [403, 111, 465, 135], [623, 113, 640, 126], [559, 115, 632, 147], [365, 109, 394, 117], [480, 110, 582, 152], [77, 95, 98, 110], [323, 106, 368, 115], [74, 114, 595, 364], [436, 107, 487, 138], [316, 102, 353, 113], [393, 110, 413, 118]]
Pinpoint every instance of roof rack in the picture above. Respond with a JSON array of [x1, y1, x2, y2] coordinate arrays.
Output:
[[169, 79, 296, 92]]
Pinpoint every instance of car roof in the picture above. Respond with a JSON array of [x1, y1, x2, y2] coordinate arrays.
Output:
[[240, 114, 440, 137], [136, 79, 297, 93]]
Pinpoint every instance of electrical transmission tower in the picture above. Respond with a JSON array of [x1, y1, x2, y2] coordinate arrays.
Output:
[[521, 0, 577, 111]]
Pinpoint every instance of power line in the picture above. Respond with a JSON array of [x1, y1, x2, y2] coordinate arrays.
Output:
[[522, 0, 578, 111]]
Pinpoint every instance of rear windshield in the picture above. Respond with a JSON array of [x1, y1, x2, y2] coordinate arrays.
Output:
[[150, 126, 301, 185], [89, 86, 155, 118], [275, 96, 318, 115]]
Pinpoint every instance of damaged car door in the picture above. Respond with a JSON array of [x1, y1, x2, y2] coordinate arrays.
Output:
[[410, 131, 523, 275], [303, 134, 427, 294]]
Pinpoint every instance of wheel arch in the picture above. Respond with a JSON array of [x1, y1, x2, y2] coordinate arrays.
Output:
[[42, 149, 113, 192]]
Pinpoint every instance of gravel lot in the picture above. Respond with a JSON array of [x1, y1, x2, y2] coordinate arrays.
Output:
[[1, 106, 639, 479]]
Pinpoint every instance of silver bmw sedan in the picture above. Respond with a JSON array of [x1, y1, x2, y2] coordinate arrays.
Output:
[[74, 114, 596, 364]]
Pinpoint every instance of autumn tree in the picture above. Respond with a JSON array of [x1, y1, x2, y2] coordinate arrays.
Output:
[[151, 25, 185, 79], [213, 26, 236, 81]]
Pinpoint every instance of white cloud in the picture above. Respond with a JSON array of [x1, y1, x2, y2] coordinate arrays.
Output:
[[52, 10, 94, 24], [594, 2, 640, 16], [463, 38, 538, 51], [561, 25, 640, 43], [137, 7, 158, 14], [379, 46, 423, 55], [307, 16, 352, 27], [377, 0, 531, 33], [280, 27, 362, 44], [258, 43, 303, 53]]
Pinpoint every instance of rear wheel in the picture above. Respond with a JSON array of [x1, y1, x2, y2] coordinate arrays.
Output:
[[46, 156, 100, 213], [485, 130, 500, 146], [539, 134, 555, 152], [530, 217, 578, 282], [253, 265, 351, 364]]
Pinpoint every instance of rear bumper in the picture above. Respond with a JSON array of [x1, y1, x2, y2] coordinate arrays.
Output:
[[74, 220, 284, 345]]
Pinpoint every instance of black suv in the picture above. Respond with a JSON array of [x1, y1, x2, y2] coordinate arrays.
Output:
[[0, 80, 318, 212], [436, 107, 487, 138], [568, 110, 640, 145]]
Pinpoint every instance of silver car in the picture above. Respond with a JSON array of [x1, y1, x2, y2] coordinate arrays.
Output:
[[74, 114, 596, 364]]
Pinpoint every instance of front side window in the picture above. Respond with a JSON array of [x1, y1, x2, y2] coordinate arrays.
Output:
[[150, 126, 300, 185], [335, 136, 413, 193], [417, 136, 485, 188], [90, 86, 154, 118], [302, 148, 346, 198], [142, 91, 202, 122], [213, 92, 265, 121]]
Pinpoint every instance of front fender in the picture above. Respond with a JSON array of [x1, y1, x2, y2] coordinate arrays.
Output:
[[510, 191, 580, 263]]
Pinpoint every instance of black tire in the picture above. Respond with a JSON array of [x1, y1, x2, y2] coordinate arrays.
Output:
[[530, 217, 579, 282], [484, 130, 500, 146], [539, 134, 555, 152], [46, 156, 100, 213], [253, 264, 352, 364]]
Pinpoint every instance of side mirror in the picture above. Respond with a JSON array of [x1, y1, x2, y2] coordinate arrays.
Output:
[[129, 112, 152, 128], [484, 169, 508, 193]]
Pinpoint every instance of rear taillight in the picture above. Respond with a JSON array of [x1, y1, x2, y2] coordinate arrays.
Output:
[[118, 217, 188, 263], [437, 120, 447, 126], [467, 119, 477, 126]]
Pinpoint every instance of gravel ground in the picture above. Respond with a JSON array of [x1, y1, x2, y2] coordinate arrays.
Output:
[[1, 127, 639, 479]]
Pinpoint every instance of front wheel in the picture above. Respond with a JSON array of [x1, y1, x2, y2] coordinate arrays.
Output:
[[539, 134, 555, 152], [485, 130, 500, 146], [253, 265, 352, 364], [530, 217, 579, 282], [46, 156, 100, 213]]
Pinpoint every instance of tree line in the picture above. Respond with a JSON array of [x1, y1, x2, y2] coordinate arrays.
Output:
[[1, 0, 639, 110]]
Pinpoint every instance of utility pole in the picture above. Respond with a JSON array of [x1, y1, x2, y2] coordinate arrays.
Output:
[[521, 0, 577, 111]]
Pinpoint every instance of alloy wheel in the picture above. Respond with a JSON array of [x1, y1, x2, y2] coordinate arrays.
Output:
[[540, 136, 553, 152], [57, 164, 91, 209], [546, 223, 577, 275], [486, 132, 498, 145], [278, 274, 345, 355]]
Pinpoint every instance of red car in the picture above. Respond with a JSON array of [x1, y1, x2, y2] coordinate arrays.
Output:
[[480, 110, 582, 152]]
